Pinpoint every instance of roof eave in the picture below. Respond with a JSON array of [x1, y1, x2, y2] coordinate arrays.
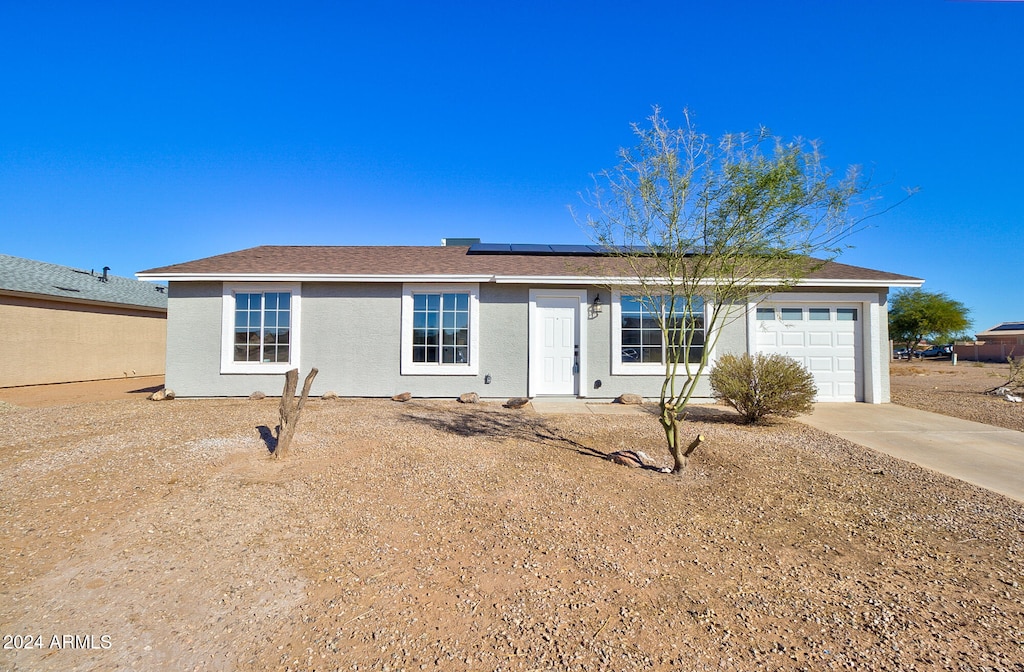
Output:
[[0, 288, 168, 313], [138, 272, 925, 288]]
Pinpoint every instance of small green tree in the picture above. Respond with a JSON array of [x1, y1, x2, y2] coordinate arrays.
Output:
[[888, 289, 971, 357], [578, 108, 891, 475], [710, 353, 817, 423]]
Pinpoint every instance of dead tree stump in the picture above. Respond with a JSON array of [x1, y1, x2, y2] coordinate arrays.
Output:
[[274, 367, 318, 459]]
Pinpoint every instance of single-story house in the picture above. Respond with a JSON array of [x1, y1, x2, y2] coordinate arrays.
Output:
[[137, 243, 923, 403], [956, 322, 1024, 362], [0, 254, 168, 388]]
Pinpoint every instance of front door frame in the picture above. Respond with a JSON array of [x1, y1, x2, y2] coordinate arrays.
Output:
[[528, 289, 588, 398]]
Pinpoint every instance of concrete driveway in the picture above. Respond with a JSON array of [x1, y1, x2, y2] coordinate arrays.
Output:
[[798, 404, 1024, 503]]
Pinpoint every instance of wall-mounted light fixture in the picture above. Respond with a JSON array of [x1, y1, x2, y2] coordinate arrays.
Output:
[[592, 293, 603, 313]]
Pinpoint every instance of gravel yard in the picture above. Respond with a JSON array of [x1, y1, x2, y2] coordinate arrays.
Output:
[[1, 374, 1023, 671], [890, 359, 1024, 432]]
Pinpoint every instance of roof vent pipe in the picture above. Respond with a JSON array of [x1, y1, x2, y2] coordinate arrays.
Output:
[[101, 266, 110, 282], [441, 238, 481, 247]]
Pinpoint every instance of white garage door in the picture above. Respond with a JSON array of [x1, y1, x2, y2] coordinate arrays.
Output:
[[755, 304, 863, 402]]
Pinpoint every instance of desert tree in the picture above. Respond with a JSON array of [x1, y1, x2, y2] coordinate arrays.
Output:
[[888, 288, 971, 357], [577, 107, 881, 475]]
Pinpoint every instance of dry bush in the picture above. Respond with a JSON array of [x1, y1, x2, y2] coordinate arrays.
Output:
[[710, 353, 817, 423]]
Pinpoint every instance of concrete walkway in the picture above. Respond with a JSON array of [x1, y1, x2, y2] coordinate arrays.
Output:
[[797, 404, 1024, 503], [530, 399, 648, 415]]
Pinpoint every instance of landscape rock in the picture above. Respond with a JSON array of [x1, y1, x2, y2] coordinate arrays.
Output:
[[148, 388, 167, 401], [458, 392, 480, 404], [321, 391, 339, 400], [164, 389, 175, 400], [392, 392, 412, 402], [504, 397, 530, 409], [249, 391, 267, 401], [615, 393, 644, 405]]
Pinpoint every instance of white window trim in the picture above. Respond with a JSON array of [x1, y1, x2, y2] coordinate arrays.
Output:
[[401, 283, 480, 376], [610, 289, 713, 376], [221, 282, 302, 375]]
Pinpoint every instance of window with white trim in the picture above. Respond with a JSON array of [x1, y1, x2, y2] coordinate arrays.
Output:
[[234, 291, 292, 363], [612, 292, 706, 375], [221, 283, 301, 374], [401, 284, 479, 375]]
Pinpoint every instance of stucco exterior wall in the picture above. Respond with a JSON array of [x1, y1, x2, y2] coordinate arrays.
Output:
[[164, 281, 887, 401], [0, 295, 166, 388]]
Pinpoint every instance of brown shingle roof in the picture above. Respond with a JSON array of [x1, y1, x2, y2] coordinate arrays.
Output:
[[138, 245, 922, 284]]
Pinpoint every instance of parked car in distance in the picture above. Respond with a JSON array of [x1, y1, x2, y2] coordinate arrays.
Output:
[[915, 344, 954, 359], [893, 348, 911, 360]]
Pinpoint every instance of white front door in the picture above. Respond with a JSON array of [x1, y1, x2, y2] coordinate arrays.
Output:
[[530, 293, 582, 396]]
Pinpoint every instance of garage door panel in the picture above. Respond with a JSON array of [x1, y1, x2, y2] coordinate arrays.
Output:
[[808, 357, 834, 372], [780, 332, 805, 347], [836, 357, 857, 372], [836, 381, 857, 398], [808, 332, 832, 347], [836, 332, 856, 347]]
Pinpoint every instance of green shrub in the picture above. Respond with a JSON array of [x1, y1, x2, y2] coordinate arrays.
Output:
[[709, 352, 817, 423]]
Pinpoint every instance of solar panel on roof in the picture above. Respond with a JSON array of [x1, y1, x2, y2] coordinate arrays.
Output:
[[548, 244, 597, 255], [509, 244, 553, 254], [467, 243, 511, 254], [992, 322, 1024, 331]]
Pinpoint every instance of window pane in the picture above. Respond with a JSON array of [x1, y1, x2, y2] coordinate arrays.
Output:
[[621, 296, 643, 312], [277, 293, 290, 310], [442, 312, 456, 329], [413, 346, 426, 363], [441, 346, 455, 363], [781, 308, 803, 321], [621, 329, 641, 346], [641, 330, 662, 346], [425, 294, 440, 311], [265, 293, 278, 310], [809, 308, 830, 321], [424, 330, 438, 346], [277, 329, 289, 345], [413, 294, 427, 310], [442, 328, 456, 345], [756, 307, 775, 320], [837, 308, 858, 321], [641, 347, 662, 363]]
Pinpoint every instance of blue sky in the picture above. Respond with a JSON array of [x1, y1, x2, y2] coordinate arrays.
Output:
[[1, 1, 1021, 333]]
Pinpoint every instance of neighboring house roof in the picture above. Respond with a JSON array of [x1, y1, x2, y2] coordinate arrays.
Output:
[[0, 253, 168, 311], [977, 322, 1024, 339], [137, 245, 924, 287]]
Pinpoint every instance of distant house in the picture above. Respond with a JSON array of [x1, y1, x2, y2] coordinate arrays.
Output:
[[0, 254, 168, 387], [960, 322, 1024, 362], [139, 242, 923, 403]]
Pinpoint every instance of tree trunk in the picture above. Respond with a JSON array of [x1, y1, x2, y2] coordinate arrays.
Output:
[[274, 367, 318, 459], [661, 403, 705, 475]]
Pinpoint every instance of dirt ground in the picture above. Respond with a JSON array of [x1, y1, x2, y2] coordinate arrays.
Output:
[[0, 376, 164, 408], [1, 372, 1022, 671], [889, 359, 1024, 432]]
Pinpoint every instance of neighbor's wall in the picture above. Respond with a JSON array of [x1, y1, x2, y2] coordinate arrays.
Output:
[[0, 294, 166, 388]]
